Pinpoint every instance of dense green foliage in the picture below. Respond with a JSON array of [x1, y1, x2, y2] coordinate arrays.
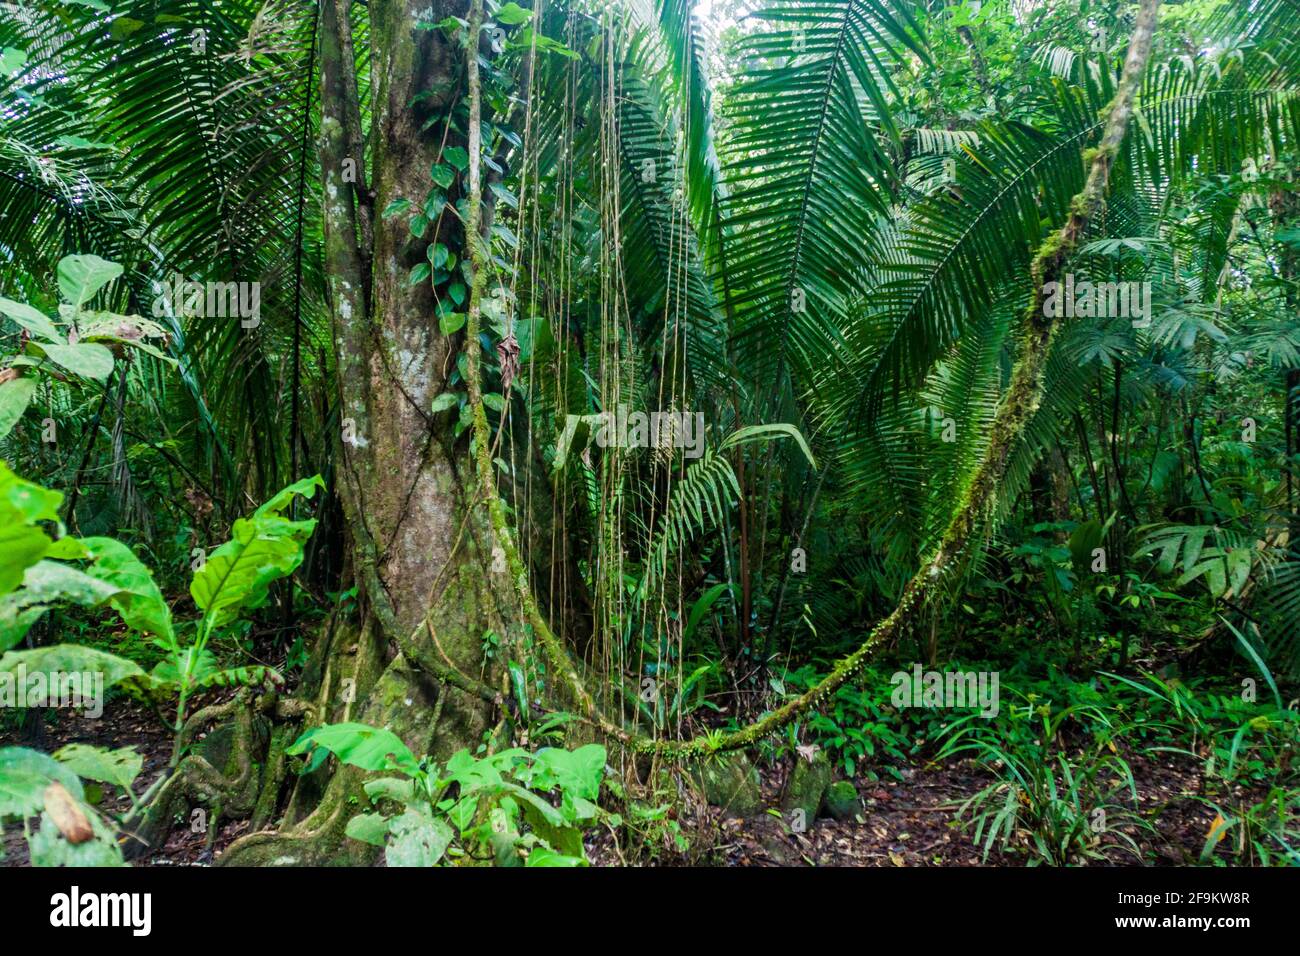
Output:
[[1, 0, 1298, 867]]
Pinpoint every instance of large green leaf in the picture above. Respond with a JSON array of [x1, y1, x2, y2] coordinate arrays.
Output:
[[0, 523, 52, 603], [0, 643, 145, 696], [0, 746, 84, 817], [0, 377, 37, 441], [287, 722, 419, 774], [190, 477, 322, 632], [190, 516, 313, 632], [252, 473, 324, 518], [0, 298, 61, 343], [525, 845, 588, 867], [0, 748, 123, 866], [0, 604, 48, 652], [0, 460, 62, 523], [344, 812, 391, 847], [526, 744, 606, 802], [0, 537, 174, 650], [27, 810, 125, 867], [385, 807, 454, 866], [0, 560, 124, 649], [32, 342, 114, 382], [77, 537, 173, 641], [53, 744, 143, 791], [56, 254, 122, 310]]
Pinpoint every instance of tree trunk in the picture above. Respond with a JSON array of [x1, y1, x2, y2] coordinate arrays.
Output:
[[218, 0, 513, 866]]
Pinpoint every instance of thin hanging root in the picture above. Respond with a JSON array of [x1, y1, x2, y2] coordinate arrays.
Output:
[[463, 0, 1163, 760]]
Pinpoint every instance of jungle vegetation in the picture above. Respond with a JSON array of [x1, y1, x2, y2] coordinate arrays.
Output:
[[0, 0, 1298, 868]]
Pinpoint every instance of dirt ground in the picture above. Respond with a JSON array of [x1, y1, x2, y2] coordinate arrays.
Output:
[[1, 696, 1245, 867]]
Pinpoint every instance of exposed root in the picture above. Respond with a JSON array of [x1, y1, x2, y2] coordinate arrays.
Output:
[[122, 687, 311, 860]]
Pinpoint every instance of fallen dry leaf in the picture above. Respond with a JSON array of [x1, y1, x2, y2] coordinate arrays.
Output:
[[44, 782, 93, 844]]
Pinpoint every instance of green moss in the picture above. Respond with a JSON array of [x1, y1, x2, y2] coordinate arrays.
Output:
[[824, 781, 860, 821], [781, 750, 832, 821]]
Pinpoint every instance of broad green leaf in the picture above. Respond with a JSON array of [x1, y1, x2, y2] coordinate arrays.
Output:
[[444, 146, 469, 171], [382, 197, 412, 218], [5, 560, 122, 610], [44, 537, 86, 559], [0, 518, 52, 604], [431, 392, 460, 413], [0, 747, 84, 817], [57, 254, 122, 310], [512, 27, 579, 59], [191, 483, 320, 633], [34, 342, 114, 382], [149, 645, 216, 690], [0, 644, 145, 698], [518, 794, 586, 857], [525, 845, 587, 867], [78, 537, 173, 641], [527, 744, 605, 801], [253, 474, 324, 519], [1, 540, 173, 650], [0, 460, 62, 523], [363, 776, 418, 805], [53, 744, 143, 791], [0, 297, 61, 342], [27, 810, 125, 867], [190, 520, 311, 631], [0, 377, 37, 441], [344, 812, 391, 847], [385, 807, 453, 866], [499, 781, 567, 828], [495, 2, 532, 25], [0, 603, 48, 652], [287, 722, 418, 774]]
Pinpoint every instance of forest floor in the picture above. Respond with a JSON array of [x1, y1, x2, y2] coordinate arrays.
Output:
[[680, 750, 1215, 867], [1, 695, 1233, 867]]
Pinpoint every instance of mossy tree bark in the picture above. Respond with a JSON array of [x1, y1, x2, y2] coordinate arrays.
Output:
[[218, 0, 518, 866]]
